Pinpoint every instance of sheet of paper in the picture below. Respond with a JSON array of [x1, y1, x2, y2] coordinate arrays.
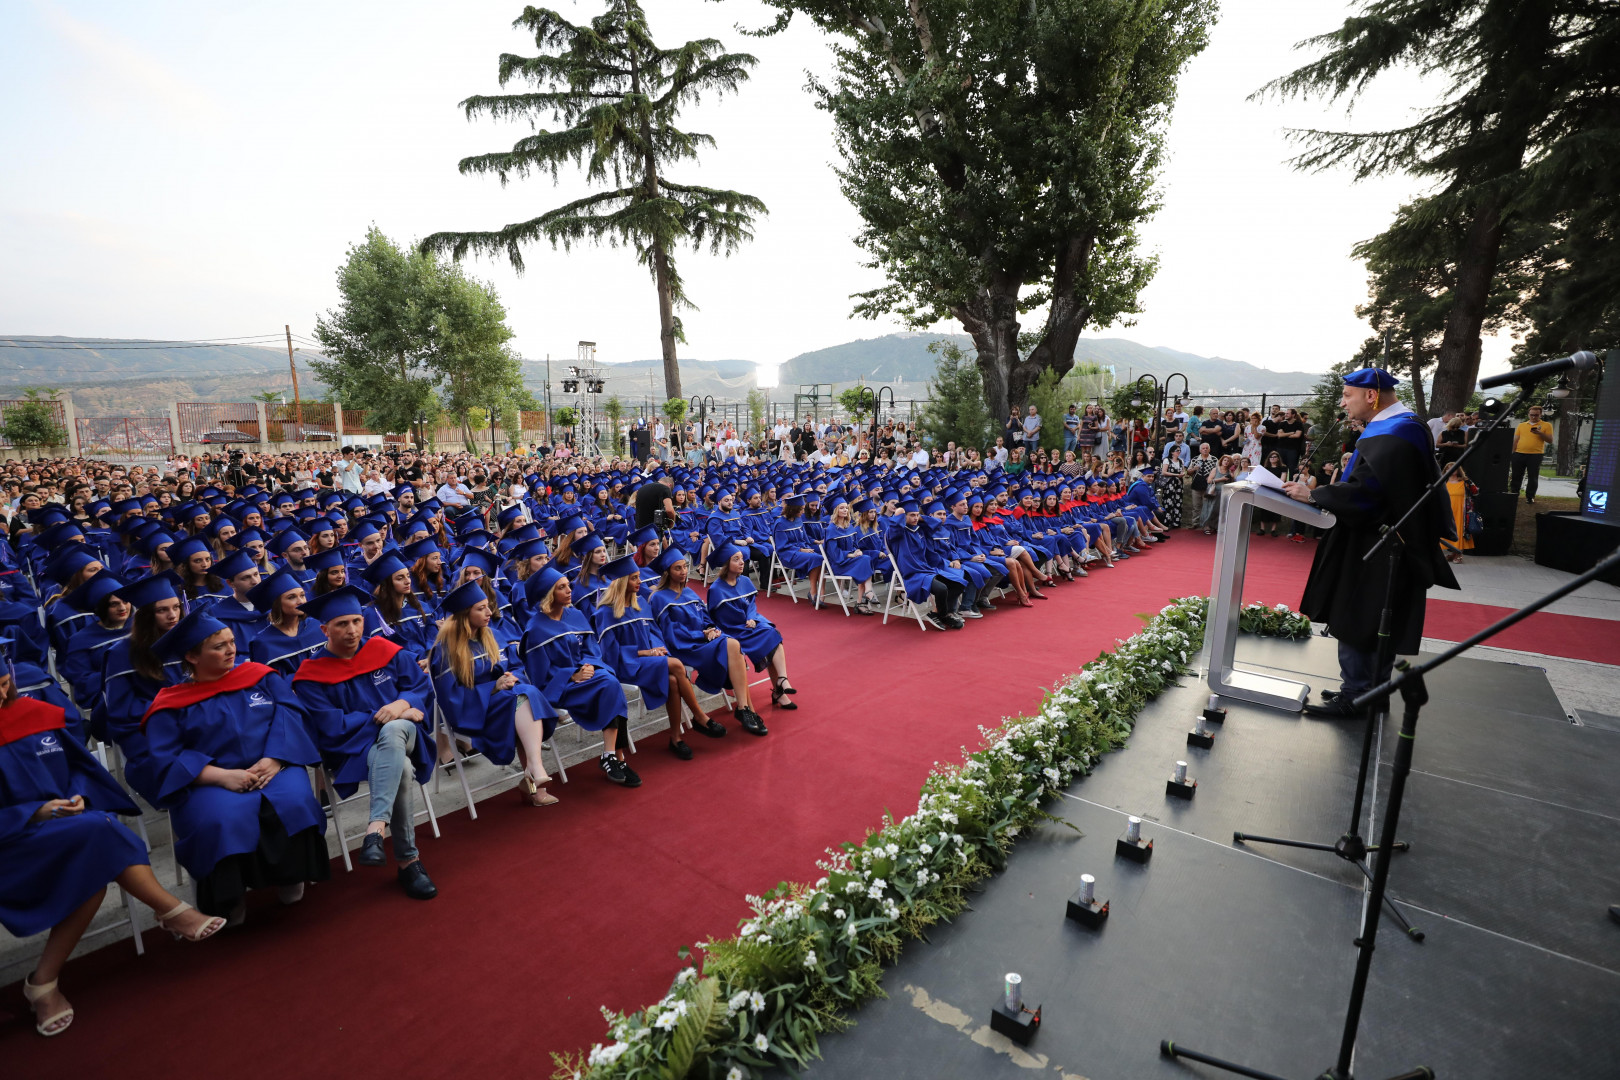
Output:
[[1247, 463, 1287, 491]]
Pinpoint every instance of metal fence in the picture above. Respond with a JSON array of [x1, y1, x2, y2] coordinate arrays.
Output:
[[177, 402, 260, 445], [0, 398, 69, 449], [76, 417, 173, 458], [340, 409, 373, 436], [266, 402, 337, 443]]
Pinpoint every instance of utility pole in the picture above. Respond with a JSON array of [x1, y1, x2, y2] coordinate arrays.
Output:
[[285, 325, 305, 441], [544, 352, 553, 447]]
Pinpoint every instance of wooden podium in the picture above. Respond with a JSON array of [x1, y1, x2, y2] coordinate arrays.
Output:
[[1206, 481, 1336, 712]]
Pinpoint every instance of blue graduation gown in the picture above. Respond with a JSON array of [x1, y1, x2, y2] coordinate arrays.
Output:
[[648, 588, 733, 694], [211, 596, 268, 654], [249, 618, 327, 677], [705, 576, 784, 668], [369, 601, 438, 660], [430, 640, 554, 764], [95, 641, 181, 802], [771, 519, 823, 574], [15, 661, 86, 744], [45, 598, 96, 657], [590, 602, 672, 712], [821, 523, 874, 584], [0, 572, 47, 666], [0, 701, 147, 937], [140, 666, 325, 878], [291, 639, 435, 796], [886, 521, 963, 602], [519, 608, 627, 733], [60, 621, 130, 710]]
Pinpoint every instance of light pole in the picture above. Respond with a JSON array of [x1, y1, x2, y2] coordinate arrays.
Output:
[[1131, 374, 1162, 455]]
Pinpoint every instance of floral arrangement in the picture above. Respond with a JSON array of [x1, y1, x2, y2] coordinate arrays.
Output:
[[556, 596, 1310, 1080]]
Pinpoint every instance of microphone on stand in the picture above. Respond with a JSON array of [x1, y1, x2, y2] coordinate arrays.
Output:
[[1306, 412, 1348, 475], [1478, 350, 1597, 390]]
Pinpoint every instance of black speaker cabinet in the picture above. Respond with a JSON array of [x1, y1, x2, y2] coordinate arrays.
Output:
[[1471, 490, 1517, 555], [1470, 426, 1513, 494]]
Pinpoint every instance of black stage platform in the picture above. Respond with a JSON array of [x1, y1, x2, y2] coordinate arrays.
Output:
[[799, 635, 1620, 1080]]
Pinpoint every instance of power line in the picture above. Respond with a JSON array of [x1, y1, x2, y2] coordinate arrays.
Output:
[[0, 339, 291, 351]]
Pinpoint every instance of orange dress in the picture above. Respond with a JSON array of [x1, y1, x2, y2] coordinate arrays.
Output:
[[1446, 477, 1475, 552]]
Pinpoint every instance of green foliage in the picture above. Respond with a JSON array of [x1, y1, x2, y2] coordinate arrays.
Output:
[[915, 340, 991, 451], [755, 0, 1214, 420], [602, 396, 625, 451], [837, 383, 871, 424], [554, 406, 578, 430], [745, 387, 768, 435], [421, 0, 766, 400], [1, 388, 67, 447], [250, 390, 282, 404], [1107, 381, 1154, 424], [661, 398, 688, 425], [562, 596, 1317, 1079], [1024, 366, 1106, 453]]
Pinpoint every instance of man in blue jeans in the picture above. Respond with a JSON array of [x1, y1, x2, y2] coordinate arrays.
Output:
[[291, 586, 439, 899], [1062, 405, 1081, 453]]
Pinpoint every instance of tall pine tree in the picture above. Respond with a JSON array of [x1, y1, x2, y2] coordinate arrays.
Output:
[[421, 1, 766, 401]]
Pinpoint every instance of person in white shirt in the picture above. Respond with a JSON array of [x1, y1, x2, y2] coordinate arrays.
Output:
[[1162, 431, 1191, 469], [1427, 412, 1452, 441], [334, 449, 363, 494], [362, 470, 392, 497], [908, 447, 929, 468], [436, 471, 472, 507]]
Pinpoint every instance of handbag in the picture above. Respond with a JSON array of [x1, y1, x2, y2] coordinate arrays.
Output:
[[1190, 470, 1207, 493], [1464, 495, 1484, 537]]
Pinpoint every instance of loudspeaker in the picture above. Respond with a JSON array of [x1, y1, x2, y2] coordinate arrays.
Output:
[[1471, 490, 1517, 555], [1470, 426, 1513, 494]]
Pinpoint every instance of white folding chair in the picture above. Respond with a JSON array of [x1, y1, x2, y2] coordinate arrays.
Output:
[[314, 764, 440, 873], [431, 701, 521, 820], [764, 542, 801, 603], [88, 743, 146, 956], [878, 542, 931, 631], [811, 540, 854, 616]]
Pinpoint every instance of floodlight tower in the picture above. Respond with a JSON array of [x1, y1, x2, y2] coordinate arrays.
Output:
[[568, 340, 608, 453]]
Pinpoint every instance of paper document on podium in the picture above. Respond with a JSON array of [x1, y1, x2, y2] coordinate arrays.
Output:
[[1247, 464, 1287, 492]]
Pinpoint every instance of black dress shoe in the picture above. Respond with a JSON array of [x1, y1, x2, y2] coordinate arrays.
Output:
[[357, 832, 386, 867], [1609, 904, 1620, 926], [691, 718, 726, 738], [668, 737, 694, 760], [944, 614, 966, 630], [397, 861, 437, 900], [1304, 698, 1363, 719], [736, 708, 769, 736]]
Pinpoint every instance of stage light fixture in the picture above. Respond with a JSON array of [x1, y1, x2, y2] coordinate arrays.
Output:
[[1167, 759, 1197, 799], [1117, 815, 1152, 861], [1065, 872, 1109, 928], [990, 973, 1040, 1046], [1188, 712, 1215, 749]]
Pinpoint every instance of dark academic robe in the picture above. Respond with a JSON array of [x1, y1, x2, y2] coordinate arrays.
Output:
[[648, 587, 733, 694], [292, 637, 435, 796], [0, 699, 148, 937], [706, 575, 784, 668], [519, 608, 627, 733], [141, 664, 325, 878], [430, 639, 555, 763], [1300, 408, 1460, 653]]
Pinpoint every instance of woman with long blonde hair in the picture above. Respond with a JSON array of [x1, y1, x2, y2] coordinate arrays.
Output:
[[518, 567, 636, 786], [593, 557, 721, 760], [431, 581, 559, 806]]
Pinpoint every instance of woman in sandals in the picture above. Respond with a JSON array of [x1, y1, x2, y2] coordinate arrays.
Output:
[[646, 548, 768, 736], [707, 546, 794, 712], [592, 554, 724, 760], [1, 661, 225, 1038], [431, 580, 559, 807]]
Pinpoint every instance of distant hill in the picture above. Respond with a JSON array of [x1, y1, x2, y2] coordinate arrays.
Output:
[[0, 332, 1319, 413]]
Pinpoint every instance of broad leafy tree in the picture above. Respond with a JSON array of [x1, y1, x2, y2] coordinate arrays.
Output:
[[1, 388, 67, 450], [422, 1, 766, 402], [753, 0, 1214, 419]]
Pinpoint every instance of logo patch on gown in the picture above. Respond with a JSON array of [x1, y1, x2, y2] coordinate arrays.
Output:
[[35, 734, 63, 756], [248, 691, 272, 708], [372, 669, 390, 684]]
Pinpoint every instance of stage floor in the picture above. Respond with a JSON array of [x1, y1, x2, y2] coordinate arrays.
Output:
[[799, 634, 1620, 1080]]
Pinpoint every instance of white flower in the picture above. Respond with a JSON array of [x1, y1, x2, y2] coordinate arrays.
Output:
[[834, 907, 846, 919], [728, 1068, 746, 1080], [748, 991, 766, 1013], [844, 880, 865, 895], [918, 842, 933, 855], [741, 921, 759, 936], [847, 920, 859, 938], [940, 811, 959, 825], [915, 869, 929, 887], [884, 843, 900, 857], [729, 990, 751, 1013], [803, 949, 818, 967], [867, 883, 885, 899], [754, 1034, 770, 1051], [587, 1041, 629, 1066], [654, 1009, 679, 1031], [675, 967, 697, 985], [1042, 767, 1060, 783]]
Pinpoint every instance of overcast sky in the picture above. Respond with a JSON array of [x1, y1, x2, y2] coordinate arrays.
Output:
[[0, 0, 1517, 379]]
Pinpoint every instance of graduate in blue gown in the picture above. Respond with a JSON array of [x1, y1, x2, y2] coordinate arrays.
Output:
[[246, 571, 326, 676], [818, 498, 878, 612], [645, 549, 768, 736], [770, 494, 824, 591], [707, 543, 798, 709], [141, 608, 329, 921], [290, 586, 438, 897], [0, 562, 48, 666], [208, 548, 269, 653], [58, 571, 131, 711], [887, 501, 969, 629], [430, 580, 560, 805], [0, 675, 225, 1037], [518, 567, 641, 786], [569, 533, 611, 618], [591, 555, 724, 759], [94, 575, 185, 800], [363, 552, 439, 660]]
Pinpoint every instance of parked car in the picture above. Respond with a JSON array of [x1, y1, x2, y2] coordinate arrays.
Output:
[[198, 429, 257, 444]]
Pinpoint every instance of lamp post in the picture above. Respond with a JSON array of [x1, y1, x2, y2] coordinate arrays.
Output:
[[872, 386, 895, 457], [1131, 374, 1162, 457]]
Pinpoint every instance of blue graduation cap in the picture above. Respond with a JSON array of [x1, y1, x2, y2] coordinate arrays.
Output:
[[629, 526, 659, 548], [268, 529, 306, 555], [36, 522, 84, 551], [44, 546, 100, 584], [709, 541, 749, 569], [401, 538, 440, 562], [362, 553, 411, 586], [601, 554, 639, 582], [66, 570, 126, 614], [898, 499, 920, 514], [153, 608, 230, 661], [524, 566, 566, 606], [305, 548, 346, 574], [557, 515, 586, 536], [1343, 367, 1398, 391], [114, 572, 181, 611], [458, 547, 499, 580], [509, 538, 549, 564], [171, 537, 212, 565], [214, 548, 259, 582], [298, 584, 372, 623], [440, 579, 488, 616], [140, 529, 179, 558], [247, 570, 305, 611]]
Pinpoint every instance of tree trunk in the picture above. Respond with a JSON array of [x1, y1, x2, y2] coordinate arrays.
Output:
[[1430, 195, 1507, 416], [651, 239, 683, 402], [1555, 366, 1587, 475], [1410, 334, 1427, 420]]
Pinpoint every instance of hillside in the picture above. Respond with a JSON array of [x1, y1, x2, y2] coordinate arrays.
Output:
[[0, 332, 1320, 413]]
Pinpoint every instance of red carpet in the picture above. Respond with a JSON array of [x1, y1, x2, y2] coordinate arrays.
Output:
[[1419, 600, 1619, 665], [0, 532, 1559, 1073]]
